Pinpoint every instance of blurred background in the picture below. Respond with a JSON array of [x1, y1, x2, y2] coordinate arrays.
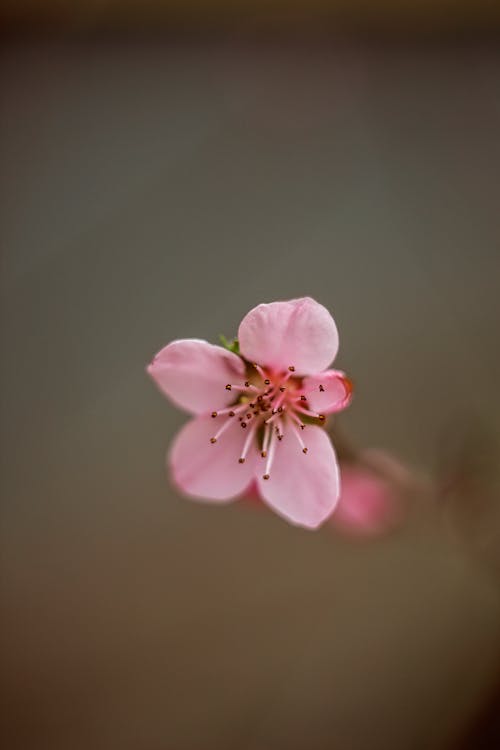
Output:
[[1, 2, 500, 749]]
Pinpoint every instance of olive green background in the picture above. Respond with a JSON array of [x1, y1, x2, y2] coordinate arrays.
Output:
[[1, 36, 500, 749]]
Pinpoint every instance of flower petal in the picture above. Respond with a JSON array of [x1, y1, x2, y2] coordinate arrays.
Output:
[[147, 339, 245, 415], [238, 297, 339, 376], [330, 465, 400, 536], [256, 424, 340, 529], [302, 370, 353, 415], [169, 415, 258, 501]]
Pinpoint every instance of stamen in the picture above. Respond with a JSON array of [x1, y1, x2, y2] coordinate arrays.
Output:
[[210, 417, 234, 443], [294, 383, 325, 399], [239, 419, 259, 463], [288, 365, 295, 372], [211, 411, 217, 418], [295, 406, 326, 422], [288, 411, 306, 430], [263, 429, 277, 479], [214, 404, 247, 418], [252, 362, 267, 380], [225, 383, 259, 393], [290, 421, 308, 453], [280, 369, 295, 386], [264, 411, 281, 426], [261, 423, 271, 457], [262, 387, 278, 403], [270, 390, 287, 413]]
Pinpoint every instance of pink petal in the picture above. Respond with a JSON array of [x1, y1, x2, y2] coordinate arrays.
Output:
[[302, 370, 353, 414], [330, 465, 401, 536], [238, 297, 339, 376], [169, 415, 258, 501], [256, 424, 340, 529], [147, 339, 245, 415]]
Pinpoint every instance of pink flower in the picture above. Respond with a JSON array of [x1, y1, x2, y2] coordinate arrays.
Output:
[[147, 297, 352, 529]]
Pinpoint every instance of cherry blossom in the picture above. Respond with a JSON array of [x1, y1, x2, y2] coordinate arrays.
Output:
[[147, 298, 352, 529]]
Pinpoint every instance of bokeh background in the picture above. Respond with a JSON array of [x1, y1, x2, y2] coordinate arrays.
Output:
[[1, 3, 500, 749]]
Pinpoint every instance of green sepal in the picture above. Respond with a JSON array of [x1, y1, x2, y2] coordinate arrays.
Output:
[[219, 334, 240, 355]]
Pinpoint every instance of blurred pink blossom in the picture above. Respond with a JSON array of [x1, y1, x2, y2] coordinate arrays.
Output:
[[331, 458, 407, 537], [147, 297, 352, 529]]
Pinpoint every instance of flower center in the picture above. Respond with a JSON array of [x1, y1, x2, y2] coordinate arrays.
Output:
[[209, 362, 326, 480]]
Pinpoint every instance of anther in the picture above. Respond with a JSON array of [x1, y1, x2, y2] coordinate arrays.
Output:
[[210, 437, 217, 444], [257, 395, 263, 402], [241, 422, 247, 428], [225, 384, 232, 390], [246, 413, 252, 419], [229, 411, 235, 417], [319, 384, 325, 392], [277, 406, 283, 412], [238, 457, 245, 464], [261, 451, 267, 458], [263, 474, 270, 480], [277, 435, 283, 441], [302, 447, 308, 454], [318, 414, 326, 421], [264, 379, 270, 385], [279, 386, 286, 392], [300, 395, 307, 401], [211, 411, 217, 418], [244, 381, 250, 388], [288, 365, 295, 372]]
